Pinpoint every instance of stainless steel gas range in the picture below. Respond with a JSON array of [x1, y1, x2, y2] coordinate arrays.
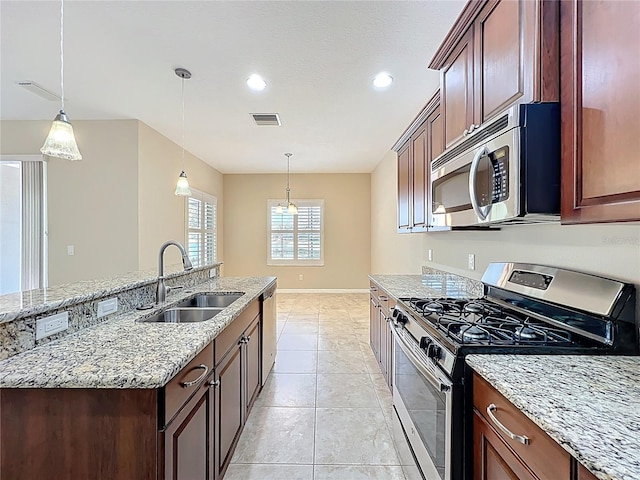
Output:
[[390, 262, 638, 480]]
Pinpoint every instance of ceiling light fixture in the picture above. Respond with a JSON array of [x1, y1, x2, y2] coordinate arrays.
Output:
[[373, 72, 394, 89], [174, 67, 192, 197], [276, 153, 298, 215], [40, 0, 82, 161], [247, 74, 267, 91]]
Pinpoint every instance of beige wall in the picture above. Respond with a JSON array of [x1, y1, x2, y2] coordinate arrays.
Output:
[[0, 120, 139, 285], [224, 173, 371, 289], [370, 150, 424, 274], [370, 150, 640, 287], [137, 122, 224, 271]]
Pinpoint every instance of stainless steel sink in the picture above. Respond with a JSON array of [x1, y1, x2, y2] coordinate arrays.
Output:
[[175, 292, 243, 309], [139, 307, 224, 323]]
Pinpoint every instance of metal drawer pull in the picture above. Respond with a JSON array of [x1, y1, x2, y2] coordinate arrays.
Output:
[[486, 403, 530, 445], [208, 379, 220, 388], [180, 364, 209, 388]]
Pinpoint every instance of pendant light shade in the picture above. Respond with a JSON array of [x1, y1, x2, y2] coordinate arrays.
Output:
[[41, 110, 82, 161], [41, 0, 82, 161], [175, 171, 191, 196], [174, 67, 192, 197]]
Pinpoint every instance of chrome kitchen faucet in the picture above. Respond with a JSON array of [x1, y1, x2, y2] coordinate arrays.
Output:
[[156, 241, 193, 304]]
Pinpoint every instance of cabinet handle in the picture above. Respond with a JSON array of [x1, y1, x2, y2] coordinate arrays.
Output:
[[180, 364, 209, 388], [245, 335, 251, 342], [208, 379, 220, 388], [379, 295, 388, 301], [486, 404, 530, 445]]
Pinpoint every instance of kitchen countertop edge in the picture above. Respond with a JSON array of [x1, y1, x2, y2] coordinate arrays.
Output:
[[0, 276, 276, 390]]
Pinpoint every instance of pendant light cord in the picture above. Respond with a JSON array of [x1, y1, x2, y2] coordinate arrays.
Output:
[[60, 0, 65, 112], [181, 77, 185, 168]]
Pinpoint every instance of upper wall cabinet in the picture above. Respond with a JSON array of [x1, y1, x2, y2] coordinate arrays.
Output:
[[429, 0, 559, 149], [394, 93, 442, 233], [560, 0, 640, 223]]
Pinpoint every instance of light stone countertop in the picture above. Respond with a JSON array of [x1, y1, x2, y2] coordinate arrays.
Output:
[[466, 354, 640, 480], [0, 276, 275, 389], [0, 262, 223, 323], [369, 274, 483, 300]]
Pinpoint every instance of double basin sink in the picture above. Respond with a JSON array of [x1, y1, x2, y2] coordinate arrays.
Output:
[[139, 293, 244, 323]]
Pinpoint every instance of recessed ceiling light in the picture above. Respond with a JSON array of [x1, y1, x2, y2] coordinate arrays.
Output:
[[373, 72, 393, 89], [247, 74, 267, 91]]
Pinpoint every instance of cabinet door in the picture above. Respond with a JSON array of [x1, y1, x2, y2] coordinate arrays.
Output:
[[475, 0, 537, 123], [426, 105, 444, 229], [244, 316, 261, 416], [411, 124, 428, 231], [442, 27, 474, 148], [577, 463, 598, 480], [377, 305, 388, 379], [370, 292, 380, 360], [215, 344, 243, 479], [397, 143, 412, 232], [473, 411, 537, 480], [163, 379, 214, 480], [560, 0, 640, 223]]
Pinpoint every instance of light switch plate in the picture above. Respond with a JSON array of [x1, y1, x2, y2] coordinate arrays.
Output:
[[36, 312, 69, 340], [428, 249, 433, 261], [97, 298, 118, 318]]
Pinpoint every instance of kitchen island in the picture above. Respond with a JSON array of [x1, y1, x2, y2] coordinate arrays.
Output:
[[467, 354, 640, 480]]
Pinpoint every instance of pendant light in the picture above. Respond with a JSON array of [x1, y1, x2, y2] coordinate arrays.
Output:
[[174, 67, 192, 196], [276, 153, 298, 215], [40, 0, 82, 161]]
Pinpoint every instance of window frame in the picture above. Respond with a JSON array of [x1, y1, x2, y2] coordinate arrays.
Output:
[[185, 189, 217, 268], [267, 199, 324, 266]]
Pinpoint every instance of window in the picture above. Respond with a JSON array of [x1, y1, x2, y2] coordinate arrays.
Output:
[[186, 190, 217, 268], [267, 199, 324, 266], [0, 156, 46, 294]]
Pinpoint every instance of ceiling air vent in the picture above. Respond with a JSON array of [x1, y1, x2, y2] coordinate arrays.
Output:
[[251, 113, 281, 126]]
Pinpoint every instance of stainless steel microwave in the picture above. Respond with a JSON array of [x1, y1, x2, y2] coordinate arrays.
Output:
[[430, 103, 560, 227]]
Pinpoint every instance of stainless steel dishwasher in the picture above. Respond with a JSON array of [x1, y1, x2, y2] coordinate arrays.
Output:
[[261, 287, 277, 385]]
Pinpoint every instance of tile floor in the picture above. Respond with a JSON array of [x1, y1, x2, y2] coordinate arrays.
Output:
[[227, 293, 423, 480]]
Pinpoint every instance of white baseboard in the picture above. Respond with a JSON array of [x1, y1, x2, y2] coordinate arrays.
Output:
[[276, 288, 369, 294]]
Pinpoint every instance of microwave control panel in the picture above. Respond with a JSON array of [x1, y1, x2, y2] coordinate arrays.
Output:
[[489, 146, 509, 203]]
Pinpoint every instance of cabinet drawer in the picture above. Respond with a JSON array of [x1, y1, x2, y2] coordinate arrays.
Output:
[[473, 373, 570, 480], [215, 300, 260, 365], [163, 342, 214, 426]]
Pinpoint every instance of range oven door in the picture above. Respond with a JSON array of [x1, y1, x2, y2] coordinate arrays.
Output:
[[391, 323, 452, 480]]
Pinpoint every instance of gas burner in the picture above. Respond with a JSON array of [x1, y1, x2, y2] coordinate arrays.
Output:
[[463, 302, 484, 314], [514, 326, 544, 342], [425, 302, 445, 314], [461, 325, 490, 342]]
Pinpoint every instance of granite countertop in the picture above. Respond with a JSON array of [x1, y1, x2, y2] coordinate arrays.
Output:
[[0, 276, 276, 389], [369, 273, 483, 299], [0, 262, 224, 323], [467, 354, 640, 480]]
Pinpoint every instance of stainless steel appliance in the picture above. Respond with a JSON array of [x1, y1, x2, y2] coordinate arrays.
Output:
[[390, 263, 638, 480], [261, 287, 277, 385], [430, 103, 560, 228]]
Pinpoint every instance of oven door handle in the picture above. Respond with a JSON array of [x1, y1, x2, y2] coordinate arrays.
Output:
[[468, 146, 491, 221], [390, 323, 452, 393]]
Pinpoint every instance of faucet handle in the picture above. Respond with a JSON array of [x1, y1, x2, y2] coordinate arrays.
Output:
[[167, 285, 185, 295]]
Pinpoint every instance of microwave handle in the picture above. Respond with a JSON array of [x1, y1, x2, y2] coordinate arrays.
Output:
[[469, 146, 490, 221]]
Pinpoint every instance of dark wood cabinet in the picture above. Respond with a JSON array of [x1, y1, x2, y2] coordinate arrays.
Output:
[[394, 92, 441, 233], [577, 462, 598, 480], [215, 342, 242, 479], [244, 316, 261, 415], [473, 373, 571, 480], [430, 0, 558, 149], [161, 373, 215, 480], [397, 143, 412, 232], [442, 27, 475, 148], [369, 281, 394, 390], [560, 0, 640, 223]]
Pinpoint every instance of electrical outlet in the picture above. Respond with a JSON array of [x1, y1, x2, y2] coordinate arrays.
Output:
[[67, 245, 75, 256], [97, 298, 118, 318], [209, 268, 217, 278], [428, 249, 433, 261], [468, 254, 475, 270], [299, 274, 304, 281], [36, 312, 69, 340]]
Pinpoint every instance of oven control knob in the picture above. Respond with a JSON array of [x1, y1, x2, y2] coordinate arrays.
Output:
[[392, 309, 408, 324], [419, 337, 432, 349], [427, 344, 442, 360]]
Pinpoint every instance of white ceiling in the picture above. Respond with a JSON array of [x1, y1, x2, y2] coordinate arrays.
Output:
[[1, 0, 465, 174]]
